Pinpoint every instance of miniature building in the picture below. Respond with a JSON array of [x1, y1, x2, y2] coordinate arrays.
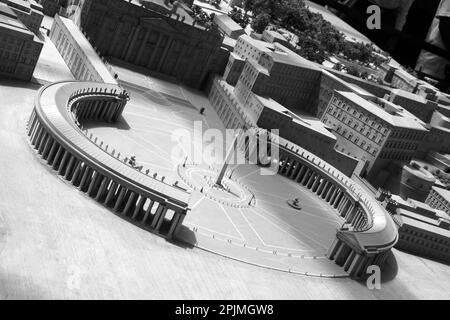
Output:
[[385, 65, 417, 92], [426, 187, 450, 216], [400, 162, 436, 202], [316, 70, 379, 118], [256, 95, 336, 158], [63, 0, 227, 90], [325, 67, 392, 99], [49, 14, 117, 83], [381, 193, 450, 263], [226, 35, 322, 114], [396, 212, 450, 263], [0, 3, 43, 81], [387, 89, 438, 123], [426, 152, 450, 173], [262, 29, 290, 47], [321, 91, 428, 184], [211, 35, 360, 177], [1, 0, 44, 34], [213, 14, 245, 40], [416, 111, 450, 158]]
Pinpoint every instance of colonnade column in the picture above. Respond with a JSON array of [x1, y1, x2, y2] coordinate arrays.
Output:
[[301, 168, 311, 185], [317, 179, 328, 196], [135, 29, 151, 65], [325, 184, 335, 202], [124, 25, 141, 61]]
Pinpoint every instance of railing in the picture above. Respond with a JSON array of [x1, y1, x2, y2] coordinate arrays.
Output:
[[31, 80, 190, 212]]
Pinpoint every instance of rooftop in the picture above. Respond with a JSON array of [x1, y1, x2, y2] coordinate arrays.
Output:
[[397, 208, 439, 226], [324, 66, 393, 93], [336, 91, 427, 131], [270, 42, 320, 70], [247, 59, 270, 76], [399, 212, 450, 238], [321, 69, 377, 99], [408, 198, 439, 213], [256, 94, 336, 139], [0, 2, 17, 19], [214, 14, 244, 32], [238, 34, 273, 54], [222, 36, 237, 51], [5, 0, 31, 13], [390, 88, 430, 104], [430, 111, 450, 133], [391, 194, 410, 207], [0, 3, 35, 38], [437, 92, 450, 106], [263, 29, 288, 41], [346, 82, 376, 100], [403, 163, 436, 182]]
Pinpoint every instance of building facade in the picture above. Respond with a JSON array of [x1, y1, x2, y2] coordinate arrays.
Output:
[[256, 95, 336, 159], [400, 162, 437, 202], [224, 35, 322, 114], [380, 193, 450, 263], [384, 65, 417, 92], [426, 187, 450, 215], [387, 89, 438, 123], [64, 0, 227, 90], [50, 14, 117, 83], [321, 91, 428, 184], [416, 111, 450, 159], [316, 70, 378, 118], [396, 218, 450, 263], [0, 3, 43, 81], [325, 67, 392, 99]]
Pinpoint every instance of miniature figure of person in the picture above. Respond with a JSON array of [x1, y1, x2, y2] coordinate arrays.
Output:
[[128, 155, 137, 167]]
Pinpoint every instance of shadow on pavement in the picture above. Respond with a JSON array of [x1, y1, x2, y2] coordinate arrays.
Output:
[[381, 251, 398, 283], [394, 247, 450, 268], [171, 225, 196, 249], [82, 115, 131, 131], [0, 79, 42, 91]]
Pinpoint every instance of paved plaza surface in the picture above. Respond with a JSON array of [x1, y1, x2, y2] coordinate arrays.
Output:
[[83, 65, 348, 276], [0, 41, 450, 298]]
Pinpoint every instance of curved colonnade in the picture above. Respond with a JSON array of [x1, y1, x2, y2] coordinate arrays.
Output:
[[243, 129, 399, 279], [27, 81, 190, 240]]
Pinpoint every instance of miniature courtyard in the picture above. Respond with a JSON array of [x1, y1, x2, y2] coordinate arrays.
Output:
[[81, 65, 347, 276], [1, 28, 450, 299]]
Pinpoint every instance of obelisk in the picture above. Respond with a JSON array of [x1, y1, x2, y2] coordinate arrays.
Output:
[[215, 133, 239, 187]]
